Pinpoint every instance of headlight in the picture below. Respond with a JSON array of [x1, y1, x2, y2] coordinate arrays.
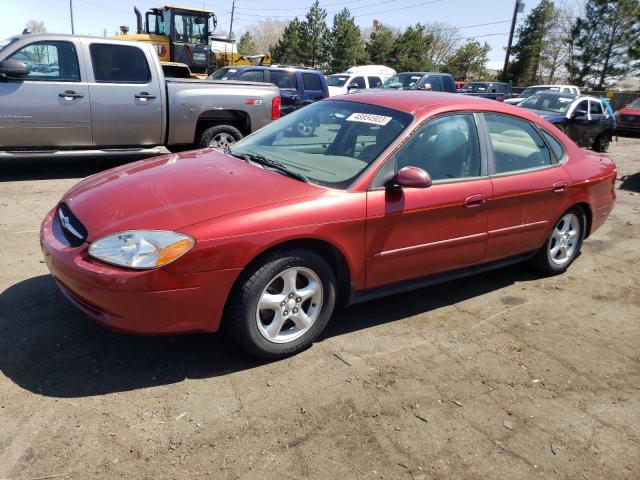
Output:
[[88, 230, 195, 269]]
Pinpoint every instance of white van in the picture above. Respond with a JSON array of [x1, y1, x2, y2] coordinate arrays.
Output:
[[327, 65, 396, 97]]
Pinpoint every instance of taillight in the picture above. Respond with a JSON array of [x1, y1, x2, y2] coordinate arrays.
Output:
[[271, 96, 281, 120]]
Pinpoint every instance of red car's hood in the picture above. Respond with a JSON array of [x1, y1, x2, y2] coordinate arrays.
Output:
[[617, 105, 640, 115], [63, 149, 324, 241]]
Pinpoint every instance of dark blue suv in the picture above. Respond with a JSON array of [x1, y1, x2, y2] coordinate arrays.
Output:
[[209, 66, 329, 118]]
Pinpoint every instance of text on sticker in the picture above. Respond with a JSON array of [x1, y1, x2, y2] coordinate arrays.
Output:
[[346, 113, 393, 126]]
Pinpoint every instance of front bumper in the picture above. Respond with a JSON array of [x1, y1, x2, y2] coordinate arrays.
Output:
[[40, 209, 241, 335]]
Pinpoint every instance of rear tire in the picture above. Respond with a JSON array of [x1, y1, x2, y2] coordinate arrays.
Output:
[[225, 249, 336, 359], [197, 124, 243, 149], [528, 206, 586, 275]]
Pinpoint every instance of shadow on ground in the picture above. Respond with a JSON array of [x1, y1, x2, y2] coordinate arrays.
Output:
[[0, 265, 540, 398], [620, 172, 640, 192], [0, 154, 160, 182]]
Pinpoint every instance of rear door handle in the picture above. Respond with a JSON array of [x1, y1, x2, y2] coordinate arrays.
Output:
[[464, 194, 487, 208], [552, 181, 568, 192], [59, 90, 84, 99], [135, 92, 156, 100]]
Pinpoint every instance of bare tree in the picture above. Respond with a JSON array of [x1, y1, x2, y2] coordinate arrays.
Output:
[[240, 18, 290, 54], [540, 0, 585, 82], [25, 20, 47, 33], [424, 22, 460, 68]]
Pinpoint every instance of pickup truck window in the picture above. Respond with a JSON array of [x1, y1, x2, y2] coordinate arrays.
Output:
[[349, 76, 366, 89], [8, 41, 80, 82], [90, 44, 150, 84], [368, 76, 382, 88]]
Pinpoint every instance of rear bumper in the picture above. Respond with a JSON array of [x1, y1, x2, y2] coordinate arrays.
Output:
[[41, 209, 241, 335]]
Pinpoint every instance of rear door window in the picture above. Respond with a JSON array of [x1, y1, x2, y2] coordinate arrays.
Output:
[[484, 114, 552, 174], [367, 76, 382, 88], [302, 72, 322, 91], [349, 76, 366, 89], [269, 70, 296, 89], [589, 100, 603, 115], [90, 44, 150, 83], [8, 41, 80, 81]]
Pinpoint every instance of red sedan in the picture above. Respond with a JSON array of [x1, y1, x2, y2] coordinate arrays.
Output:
[[41, 92, 617, 358], [615, 98, 640, 134]]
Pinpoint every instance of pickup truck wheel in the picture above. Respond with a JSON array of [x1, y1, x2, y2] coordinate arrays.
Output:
[[225, 249, 336, 359], [198, 125, 243, 149], [593, 132, 611, 152]]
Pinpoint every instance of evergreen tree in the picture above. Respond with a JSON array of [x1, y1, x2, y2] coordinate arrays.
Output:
[[271, 18, 304, 64], [390, 24, 434, 72], [567, 0, 640, 89], [299, 0, 331, 68], [442, 40, 491, 81], [506, 0, 557, 85], [237, 31, 256, 56], [365, 23, 396, 65], [330, 8, 364, 73]]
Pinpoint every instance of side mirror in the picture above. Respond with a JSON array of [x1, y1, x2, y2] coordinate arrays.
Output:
[[571, 109, 587, 119], [418, 82, 432, 91], [347, 83, 358, 91], [0, 59, 29, 78], [393, 166, 432, 189]]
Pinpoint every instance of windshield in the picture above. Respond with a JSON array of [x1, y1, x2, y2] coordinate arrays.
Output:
[[380, 73, 424, 90], [520, 86, 559, 97], [208, 67, 238, 80], [229, 100, 413, 189], [629, 98, 640, 108], [327, 75, 350, 87], [519, 94, 575, 113]]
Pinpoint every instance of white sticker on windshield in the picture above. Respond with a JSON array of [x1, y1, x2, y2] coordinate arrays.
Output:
[[346, 113, 392, 126], [411, 76, 422, 80]]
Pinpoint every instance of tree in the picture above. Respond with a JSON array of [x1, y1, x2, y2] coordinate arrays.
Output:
[[237, 31, 256, 55], [330, 8, 364, 73], [442, 40, 491, 81], [298, 0, 331, 68], [271, 18, 304, 64], [365, 23, 396, 66], [25, 20, 46, 33], [249, 18, 289, 54], [424, 22, 460, 68], [506, 0, 557, 85], [390, 24, 434, 72], [567, 0, 640, 89]]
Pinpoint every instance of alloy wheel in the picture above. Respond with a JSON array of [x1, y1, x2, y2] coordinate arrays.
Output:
[[209, 133, 236, 148], [256, 267, 323, 343], [549, 213, 580, 266]]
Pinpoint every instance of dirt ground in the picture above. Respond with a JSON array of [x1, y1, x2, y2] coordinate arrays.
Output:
[[1, 138, 639, 480]]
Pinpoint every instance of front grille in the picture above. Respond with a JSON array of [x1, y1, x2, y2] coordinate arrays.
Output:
[[621, 114, 640, 123], [56, 203, 88, 247]]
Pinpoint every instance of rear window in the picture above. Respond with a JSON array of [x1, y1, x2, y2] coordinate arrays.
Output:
[[270, 70, 296, 89], [302, 72, 322, 91], [90, 44, 150, 83]]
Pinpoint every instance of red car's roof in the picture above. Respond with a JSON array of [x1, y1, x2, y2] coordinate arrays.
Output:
[[334, 90, 558, 127]]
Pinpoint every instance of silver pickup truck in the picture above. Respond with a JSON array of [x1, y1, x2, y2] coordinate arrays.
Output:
[[0, 34, 280, 157]]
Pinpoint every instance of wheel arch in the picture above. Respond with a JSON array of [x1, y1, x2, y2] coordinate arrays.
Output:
[[573, 201, 593, 238], [195, 110, 251, 141]]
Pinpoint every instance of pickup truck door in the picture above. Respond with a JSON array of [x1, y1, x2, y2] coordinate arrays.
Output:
[[0, 39, 92, 148], [83, 42, 163, 147]]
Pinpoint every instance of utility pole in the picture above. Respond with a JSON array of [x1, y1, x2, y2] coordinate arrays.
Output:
[[229, 1, 235, 41], [70, 0, 75, 34], [502, 0, 524, 81]]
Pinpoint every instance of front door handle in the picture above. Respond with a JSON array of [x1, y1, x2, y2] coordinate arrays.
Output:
[[135, 92, 156, 100], [59, 90, 84, 99], [552, 181, 568, 193], [464, 194, 487, 208]]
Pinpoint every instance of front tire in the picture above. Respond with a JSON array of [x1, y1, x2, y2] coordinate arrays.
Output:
[[197, 124, 243, 149], [529, 206, 586, 275], [225, 249, 336, 359], [593, 132, 611, 152]]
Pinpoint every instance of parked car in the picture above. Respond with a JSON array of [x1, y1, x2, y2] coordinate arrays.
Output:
[[460, 81, 513, 101], [326, 65, 395, 97], [505, 84, 581, 105], [455, 80, 467, 91], [614, 97, 640, 134], [518, 92, 614, 152], [41, 91, 616, 358], [0, 34, 280, 155], [209, 65, 328, 116], [379, 72, 456, 92]]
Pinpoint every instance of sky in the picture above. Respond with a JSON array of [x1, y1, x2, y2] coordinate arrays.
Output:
[[1, 0, 545, 70]]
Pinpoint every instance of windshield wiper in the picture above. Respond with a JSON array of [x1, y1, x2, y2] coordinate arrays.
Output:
[[225, 148, 309, 183]]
